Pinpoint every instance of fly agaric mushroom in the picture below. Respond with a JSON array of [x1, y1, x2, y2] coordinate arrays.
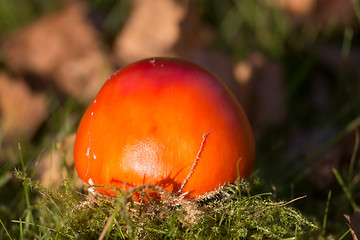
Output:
[[74, 58, 255, 198]]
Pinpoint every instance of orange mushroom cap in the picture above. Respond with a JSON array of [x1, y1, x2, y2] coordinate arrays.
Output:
[[74, 57, 255, 198]]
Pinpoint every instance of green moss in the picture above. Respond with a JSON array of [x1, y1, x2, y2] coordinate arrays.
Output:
[[13, 170, 317, 239]]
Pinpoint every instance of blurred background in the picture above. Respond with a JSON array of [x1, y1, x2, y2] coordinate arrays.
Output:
[[0, 0, 359, 238]]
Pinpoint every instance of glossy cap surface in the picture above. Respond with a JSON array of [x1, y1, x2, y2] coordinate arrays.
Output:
[[74, 58, 255, 197]]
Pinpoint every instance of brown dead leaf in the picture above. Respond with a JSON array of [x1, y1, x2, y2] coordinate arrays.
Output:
[[0, 72, 48, 144], [3, 3, 98, 76], [314, 0, 356, 26], [233, 52, 286, 130], [267, 0, 316, 20], [114, 0, 187, 65], [269, 0, 356, 26], [3, 2, 112, 103], [309, 146, 340, 190], [287, 126, 358, 190], [345, 212, 360, 240], [35, 134, 82, 187], [252, 60, 287, 129], [56, 50, 112, 103], [173, 0, 213, 57], [316, 44, 360, 109], [317, 44, 360, 72], [233, 52, 266, 114]]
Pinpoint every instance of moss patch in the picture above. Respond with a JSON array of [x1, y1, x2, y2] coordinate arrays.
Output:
[[14, 170, 317, 239]]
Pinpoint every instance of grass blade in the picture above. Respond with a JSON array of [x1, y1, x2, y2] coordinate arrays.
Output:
[[18, 143, 35, 230], [338, 229, 351, 240], [341, 27, 353, 60], [0, 219, 13, 240], [348, 128, 359, 184], [98, 197, 122, 240], [332, 168, 360, 211], [350, 0, 360, 24], [321, 191, 332, 238]]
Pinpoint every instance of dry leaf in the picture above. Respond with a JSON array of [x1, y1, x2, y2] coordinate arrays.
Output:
[[267, 0, 356, 25], [114, 0, 187, 64], [233, 52, 265, 115], [314, 0, 356, 26], [3, 3, 98, 76], [3, 2, 112, 103], [56, 50, 112, 103], [0, 72, 48, 144], [267, 0, 316, 19], [345, 212, 360, 240], [308, 146, 340, 190], [233, 52, 286, 130], [35, 134, 82, 187]]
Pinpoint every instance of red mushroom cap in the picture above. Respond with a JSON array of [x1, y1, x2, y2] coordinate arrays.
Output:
[[74, 57, 255, 198]]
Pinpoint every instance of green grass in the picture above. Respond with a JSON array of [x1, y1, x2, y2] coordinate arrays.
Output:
[[0, 0, 62, 37], [198, 0, 291, 59]]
